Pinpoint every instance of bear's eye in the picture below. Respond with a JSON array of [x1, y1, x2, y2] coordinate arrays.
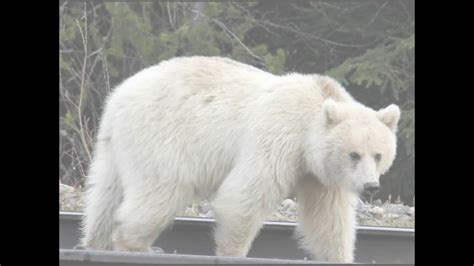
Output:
[[349, 152, 361, 161], [374, 153, 382, 162]]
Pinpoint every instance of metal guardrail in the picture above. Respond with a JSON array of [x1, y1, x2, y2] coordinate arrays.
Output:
[[60, 211, 414, 264], [60, 249, 325, 265]]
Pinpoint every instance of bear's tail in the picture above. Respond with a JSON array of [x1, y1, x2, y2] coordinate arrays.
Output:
[[79, 142, 123, 250]]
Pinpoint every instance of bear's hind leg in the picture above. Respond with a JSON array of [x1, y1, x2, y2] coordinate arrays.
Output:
[[112, 180, 193, 252]]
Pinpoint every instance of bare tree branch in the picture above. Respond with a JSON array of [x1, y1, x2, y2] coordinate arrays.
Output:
[[211, 18, 264, 62], [261, 20, 374, 48], [75, 3, 92, 161], [368, 1, 389, 26]]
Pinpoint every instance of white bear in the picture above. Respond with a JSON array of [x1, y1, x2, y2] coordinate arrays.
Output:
[[80, 56, 400, 263]]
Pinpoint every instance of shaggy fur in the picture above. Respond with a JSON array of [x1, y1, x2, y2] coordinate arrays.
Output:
[[80, 56, 400, 262]]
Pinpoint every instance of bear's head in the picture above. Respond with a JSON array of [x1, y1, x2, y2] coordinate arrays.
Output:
[[306, 98, 401, 196]]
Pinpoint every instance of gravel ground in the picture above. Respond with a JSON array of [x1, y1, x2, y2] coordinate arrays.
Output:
[[60, 183, 414, 228]]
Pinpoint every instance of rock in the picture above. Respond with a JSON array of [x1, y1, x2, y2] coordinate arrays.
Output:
[[198, 201, 212, 213], [356, 198, 370, 213], [369, 206, 384, 219], [383, 203, 409, 215], [386, 213, 400, 219], [407, 207, 415, 217], [280, 199, 296, 212]]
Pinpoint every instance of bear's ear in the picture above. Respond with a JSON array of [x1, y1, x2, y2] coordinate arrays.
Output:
[[322, 98, 344, 126], [319, 76, 353, 102], [377, 104, 401, 132]]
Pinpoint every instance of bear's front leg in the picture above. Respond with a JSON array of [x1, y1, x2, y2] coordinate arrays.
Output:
[[295, 175, 357, 263], [213, 207, 265, 257], [212, 165, 286, 257]]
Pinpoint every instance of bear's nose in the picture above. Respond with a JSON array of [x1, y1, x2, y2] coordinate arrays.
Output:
[[363, 182, 380, 195]]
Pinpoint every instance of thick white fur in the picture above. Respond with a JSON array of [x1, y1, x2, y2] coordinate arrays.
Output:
[[80, 56, 400, 262]]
